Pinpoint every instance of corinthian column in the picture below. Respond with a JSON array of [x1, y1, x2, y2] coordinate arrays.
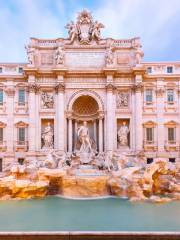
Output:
[[99, 115, 103, 152], [55, 83, 65, 152], [68, 116, 73, 153], [106, 82, 115, 154], [134, 81, 143, 152], [28, 83, 38, 152]]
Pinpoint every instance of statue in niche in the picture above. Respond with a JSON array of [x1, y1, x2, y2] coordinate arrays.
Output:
[[25, 45, 35, 65], [105, 47, 114, 66], [41, 92, 54, 109], [77, 121, 92, 153], [41, 122, 54, 149], [117, 92, 129, 108], [117, 121, 129, 146], [55, 46, 64, 65]]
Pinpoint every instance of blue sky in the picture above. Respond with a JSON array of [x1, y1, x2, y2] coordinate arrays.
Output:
[[0, 0, 180, 63]]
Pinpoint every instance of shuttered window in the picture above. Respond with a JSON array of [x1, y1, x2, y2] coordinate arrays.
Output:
[[146, 89, 153, 103], [0, 90, 3, 105], [18, 128, 25, 143], [168, 128, 175, 142], [18, 89, 25, 105], [0, 128, 3, 142], [167, 89, 174, 103], [146, 128, 153, 142]]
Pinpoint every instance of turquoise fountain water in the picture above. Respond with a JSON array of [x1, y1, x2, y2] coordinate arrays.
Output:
[[0, 196, 180, 232]]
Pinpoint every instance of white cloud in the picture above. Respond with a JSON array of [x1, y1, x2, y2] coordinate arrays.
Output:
[[0, 0, 180, 62], [93, 0, 180, 60], [0, 0, 66, 62]]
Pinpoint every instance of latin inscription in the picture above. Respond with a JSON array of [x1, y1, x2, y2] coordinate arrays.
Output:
[[65, 52, 105, 68]]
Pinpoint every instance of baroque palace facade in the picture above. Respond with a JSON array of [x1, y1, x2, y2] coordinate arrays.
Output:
[[0, 10, 180, 171]]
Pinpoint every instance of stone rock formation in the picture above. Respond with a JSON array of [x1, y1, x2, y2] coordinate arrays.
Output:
[[0, 152, 179, 202]]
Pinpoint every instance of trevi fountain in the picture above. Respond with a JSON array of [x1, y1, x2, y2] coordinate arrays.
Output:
[[0, 9, 179, 203], [0, 9, 180, 236], [0, 117, 179, 203]]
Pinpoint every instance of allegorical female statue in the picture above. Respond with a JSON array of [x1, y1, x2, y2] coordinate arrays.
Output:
[[55, 46, 64, 65], [117, 121, 129, 146], [25, 44, 35, 65], [42, 122, 54, 149], [77, 121, 92, 153]]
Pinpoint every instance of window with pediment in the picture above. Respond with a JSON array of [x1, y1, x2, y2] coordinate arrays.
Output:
[[167, 89, 174, 103], [168, 128, 175, 142], [18, 89, 25, 105], [143, 121, 156, 144], [164, 121, 178, 144], [145, 89, 153, 104], [15, 121, 28, 145], [0, 121, 6, 143], [0, 89, 3, 105]]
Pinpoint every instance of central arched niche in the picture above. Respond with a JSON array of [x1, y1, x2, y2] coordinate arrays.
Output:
[[72, 95, 99, 118], [69, 95, 103, 152]]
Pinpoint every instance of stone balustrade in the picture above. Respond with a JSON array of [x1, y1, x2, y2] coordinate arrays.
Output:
[[164, 140, 179, 152], [0, 141, 7, 152], [14, 141, 28, 152], [143, 140, 158, 151]]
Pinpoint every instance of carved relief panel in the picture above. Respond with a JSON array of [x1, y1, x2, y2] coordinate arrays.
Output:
[[41, 91, 54, 109], [116, 91, 129, 108]]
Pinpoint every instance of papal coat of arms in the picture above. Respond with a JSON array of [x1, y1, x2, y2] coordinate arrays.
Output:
[[65, 9, 104, 44]]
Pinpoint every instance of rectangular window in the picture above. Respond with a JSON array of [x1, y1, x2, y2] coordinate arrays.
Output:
[[18, 89, 25, 105], [0, 90, 3, 105], [168, 128, 175, 142], [0, 67, 2, 73], [167, 89, 174, 103], [167, 66, 173, 73], [146, 128, 153, 142], [146, 89, 153, 103], [147, 158, 153, 164], [18, 67, 23, 73], [18, 158, 24, 165], [169, 158, 175, 163], [18, 128, 25, 143], [147, 67, 152, 73], [0, 159, 2, 172], [0, 128, 3, 142]]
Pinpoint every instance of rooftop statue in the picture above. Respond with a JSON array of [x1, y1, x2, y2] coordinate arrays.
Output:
[[65, 9, 104, 44]]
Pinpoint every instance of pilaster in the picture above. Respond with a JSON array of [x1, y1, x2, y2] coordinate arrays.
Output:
[[98, 112, 104, 153], [106, 75, 115, 154], [5, 82, 15, 154], [133, 75, 143, 152], [28, 80, 39, 152], [67, 113, 73, 153], [156, 79, 165, 155], [55, 82, 65, 152]]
